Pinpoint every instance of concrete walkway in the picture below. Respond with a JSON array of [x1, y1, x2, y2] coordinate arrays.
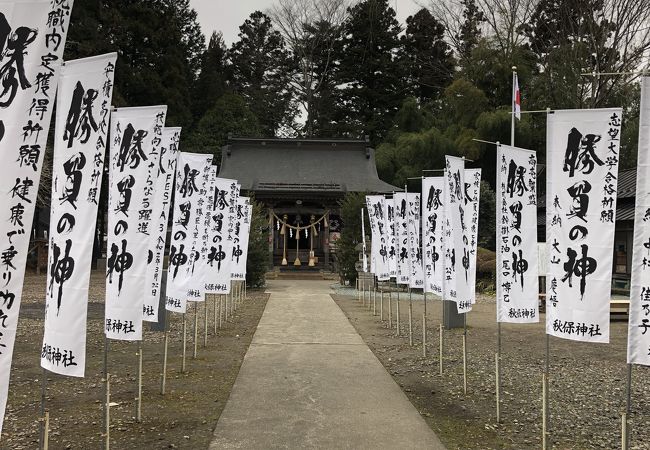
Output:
[[209, 279, 446, 450]]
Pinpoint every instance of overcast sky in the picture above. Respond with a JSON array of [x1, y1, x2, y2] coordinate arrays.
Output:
[[189, 0, 422, 45]]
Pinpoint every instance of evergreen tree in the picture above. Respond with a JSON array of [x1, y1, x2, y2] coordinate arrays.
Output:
[[65, 0, 205, 127], [457, 0, 485, 66], [184, 93, 261, 159], [400, 8, 455, 103], [335, 0, 405, 144], [229, 11, 297, 136], [336, 192, 368, 284], [191, 32, 228, 122]]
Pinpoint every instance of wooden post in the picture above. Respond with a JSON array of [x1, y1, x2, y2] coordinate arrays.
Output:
[[39, 367, 47, 450], [373, 288, 376, 316], [219, 295, 223, 329], [213, 295, 217, 334], [622, 413, 628, 450], [43, 410, 49, 450], [388, 292, 392, 329], [380, 290, 384, 321]]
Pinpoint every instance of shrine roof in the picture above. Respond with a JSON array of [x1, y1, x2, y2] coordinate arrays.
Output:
[[218, 137, 398, 194]]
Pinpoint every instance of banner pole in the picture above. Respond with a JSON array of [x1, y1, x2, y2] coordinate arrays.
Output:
[[396, 290, 401, 336], [388, 291, 392, 328], [408, 287, 413, 346], [463, 314, 468, 395], [204, 298, 208, 347], [511, 67, 517, 146], [439, 323, 444, 375], [181, 313, 186, 373], [624, 363, 632, 449], [543, 333, 550, 449], [39, 367, 47, 450], [136, 341, 142, 422], [380, 290, 384, 321], [103, 337, 110, 450], [423, 292, 427, 357], [161, 311, 169, 395], [193, 302, 198, 358], [496, 322, 502, 423]]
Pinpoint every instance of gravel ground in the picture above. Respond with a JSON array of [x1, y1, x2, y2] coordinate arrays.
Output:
[[332, 284, 650, 450], [2, 271, 269, 449]]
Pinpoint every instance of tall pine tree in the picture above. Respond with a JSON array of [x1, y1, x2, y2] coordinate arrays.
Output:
[[335, 0, 405, 144], [229, 11, 297, 137], [191, 31, 227, 122], [400, 8, 455, 104]]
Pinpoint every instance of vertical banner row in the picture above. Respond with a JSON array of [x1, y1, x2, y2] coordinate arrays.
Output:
[[365, 195, 390, 280]]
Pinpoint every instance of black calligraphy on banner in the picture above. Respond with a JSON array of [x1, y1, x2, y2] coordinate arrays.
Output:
[[496, 145, 538, 324], [365, 195, 390, 280], [165, 153, 213, 312], [143, 127, 180, 322], [0, 0, 75, 432], [628, 78, 650, 366], [547, 109, 622, 343], [106, 105, 167, 342]]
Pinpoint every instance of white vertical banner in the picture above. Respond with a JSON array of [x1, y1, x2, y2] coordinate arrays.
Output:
[[496, 145, 539, 323], [228, 184, 241, 282], [231, 196, 250, 280], [143, 127, 180, 322], [394, 193, 410, 285], [365, 195, 390, 280], [232, 197, 252, 280], [197, 166, 217, 297], [204, 178, 238, 294], [384, 198, 397, 278], [546, 108, 622, 343], [41, 53, 116, 377], [361, 208, 368, 272], [407, 193, 424, 289], [422, 177, 444, 296], [0, 0, 74, 433], [165, 152, 213, 313], [464, 169, 481, 305], [628, 78, 650, 365], [444, 156, 471, 313], [105, 106, 167, 340]]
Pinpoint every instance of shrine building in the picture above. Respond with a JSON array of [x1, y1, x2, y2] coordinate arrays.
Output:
[[218, 137, 396, 270]]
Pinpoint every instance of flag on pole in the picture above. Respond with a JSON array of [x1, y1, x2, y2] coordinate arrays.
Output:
[[514, 74, 521, 120]]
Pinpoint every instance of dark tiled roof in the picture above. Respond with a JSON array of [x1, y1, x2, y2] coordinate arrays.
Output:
[[218, 137, 398, 194], [617, 168, 636, 198]]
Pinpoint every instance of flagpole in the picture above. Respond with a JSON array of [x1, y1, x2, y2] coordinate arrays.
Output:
[[511, 66, 517, 146]]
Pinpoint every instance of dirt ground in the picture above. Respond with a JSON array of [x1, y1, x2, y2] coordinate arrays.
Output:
[[333, 288, 650, 450], [2, 271, 269, 450]]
